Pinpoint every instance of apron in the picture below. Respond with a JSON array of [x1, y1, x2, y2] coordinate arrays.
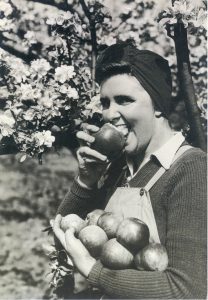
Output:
[[75, 145, 192, 297], [104, 166, 166, 243], [105, 145, 192, 244]]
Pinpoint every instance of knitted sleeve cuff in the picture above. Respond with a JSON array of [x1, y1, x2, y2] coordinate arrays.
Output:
[[87, 260, 103, 288], [70, 178, 97, 199]]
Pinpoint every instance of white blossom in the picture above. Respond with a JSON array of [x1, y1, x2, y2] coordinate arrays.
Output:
[[54, 65, 76, 83], [33, 130, 55, 148], [18, 84, 41, 100], [0, 1, 13, 16], [31, 59, 51, 77], [24, 31, 37, 44], [59, 85, 78, 99], [38, 96, 53, 108], [10, 58, 30, 83], [0, 110, 15, 136]]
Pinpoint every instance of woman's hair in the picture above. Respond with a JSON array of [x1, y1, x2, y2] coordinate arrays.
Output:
[[95, 61, 132, 85]]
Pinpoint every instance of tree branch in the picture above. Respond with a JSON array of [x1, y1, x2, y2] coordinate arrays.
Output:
[[0, 42, 38, 63], [26, 0, 75, 13], [79, 0, 97, 94]]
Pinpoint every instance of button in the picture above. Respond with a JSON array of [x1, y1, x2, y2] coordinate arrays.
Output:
[[140, 188, 145, 196]]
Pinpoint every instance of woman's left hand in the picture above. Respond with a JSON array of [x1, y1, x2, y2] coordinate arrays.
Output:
[[52, 214, 96, 278]]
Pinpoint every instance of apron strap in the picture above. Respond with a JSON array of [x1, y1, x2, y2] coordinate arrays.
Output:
[[144, 167, 166, 192], [144, 145, 193, 192]]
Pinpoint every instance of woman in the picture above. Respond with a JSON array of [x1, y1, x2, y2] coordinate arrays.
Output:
[[53, 42, 207, 299]]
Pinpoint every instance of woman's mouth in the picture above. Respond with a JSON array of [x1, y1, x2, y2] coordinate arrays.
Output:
[[115, 124, 130, 140]]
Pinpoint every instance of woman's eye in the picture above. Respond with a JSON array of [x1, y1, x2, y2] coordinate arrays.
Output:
[[116, 96, 134, 105]]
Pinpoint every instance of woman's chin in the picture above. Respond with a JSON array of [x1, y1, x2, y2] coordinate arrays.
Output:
[[124, 134, 138, 155]]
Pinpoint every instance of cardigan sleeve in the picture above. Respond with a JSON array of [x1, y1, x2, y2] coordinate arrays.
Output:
[[87, 152, 207, 299], [57, 179, 107, 219]]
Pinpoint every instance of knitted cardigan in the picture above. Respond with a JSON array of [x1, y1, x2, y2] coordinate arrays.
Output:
[[57, 147, 207, 299]]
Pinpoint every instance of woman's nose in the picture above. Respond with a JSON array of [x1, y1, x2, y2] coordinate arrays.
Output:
[[103, 103, 121, 123]]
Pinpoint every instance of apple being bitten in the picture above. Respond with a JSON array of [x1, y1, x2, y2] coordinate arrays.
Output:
[[116, 217, 150, 254], [92, 123, 125, 160], [97, 212, 123, 239]]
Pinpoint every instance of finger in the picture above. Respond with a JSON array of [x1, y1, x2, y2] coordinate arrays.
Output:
[[85, 124, 100, 133], [65, 229, 90, 256], [77, 146, 108, 162], [50, 219, 54, 227], [81, 157, 109, 164], [53, 214, 66, 249], [65, 229, 78, 254], [76, 131, 95, 145]]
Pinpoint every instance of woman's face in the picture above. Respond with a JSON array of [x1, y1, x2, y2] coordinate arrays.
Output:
[[100, 74, 158, 157]]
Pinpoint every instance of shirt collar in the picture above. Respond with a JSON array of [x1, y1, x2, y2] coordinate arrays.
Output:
[[126, 131, 185, 178], [151, 131, 185, 170]]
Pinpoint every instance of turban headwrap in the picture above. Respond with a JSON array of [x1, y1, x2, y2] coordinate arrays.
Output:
[[95, 42, 172, 118]]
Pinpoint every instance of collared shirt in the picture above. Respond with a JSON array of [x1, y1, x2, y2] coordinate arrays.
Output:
[[126, 131, 185, 181]]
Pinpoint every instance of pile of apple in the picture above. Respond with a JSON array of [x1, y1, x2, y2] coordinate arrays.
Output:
[[60, 210, 168, 271]]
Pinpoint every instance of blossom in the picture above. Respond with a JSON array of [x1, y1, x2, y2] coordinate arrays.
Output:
[[0, 1, 13, 16], [31, 59, 51, 78], [83, 94, 102, 118], [191, 8, 207, 29], [59, 85, 78, 99], [38, 96, 54, 108], [0, 110, 15, 136], [33, 130, 55, 148], [23, 109, 35, 121], [18, 84, 41, 100], [0, 17, 15, 31], [54, 65, 76, 83], [24, 31, 37, 45], [10, 58, 30, 83]]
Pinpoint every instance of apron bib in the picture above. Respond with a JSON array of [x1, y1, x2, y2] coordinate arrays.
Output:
[[105, 167, 166, 244]]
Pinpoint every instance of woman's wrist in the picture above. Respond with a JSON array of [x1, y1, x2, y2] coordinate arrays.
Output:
[[76, 176, 94, 190]]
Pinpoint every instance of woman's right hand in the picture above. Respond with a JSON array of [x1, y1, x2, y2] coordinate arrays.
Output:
[[76, 124, 109, 188]]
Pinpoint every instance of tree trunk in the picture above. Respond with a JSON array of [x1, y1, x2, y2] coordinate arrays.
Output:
[[173, 22, 206, 151]]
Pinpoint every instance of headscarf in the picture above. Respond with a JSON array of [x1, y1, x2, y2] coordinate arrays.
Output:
[[95, 42, 172, 118]]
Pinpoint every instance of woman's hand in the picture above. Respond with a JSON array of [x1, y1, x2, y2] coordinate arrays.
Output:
[[76, 124, 109, 188], [53, 215, 96, 278]]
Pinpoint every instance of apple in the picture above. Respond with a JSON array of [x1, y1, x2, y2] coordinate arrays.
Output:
[[100, 238, 134, 269], [60, 214, 85, 234], [92, 123, 125, 160], [85, 209, 105, 226], [78, 225, 108, 258], [134, 243, 169, 271], [116, 217, 150, 254], [97, 212, 123, 239]]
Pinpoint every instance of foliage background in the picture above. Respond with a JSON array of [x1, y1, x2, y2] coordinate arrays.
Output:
[[0, 0, 207, 298]]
